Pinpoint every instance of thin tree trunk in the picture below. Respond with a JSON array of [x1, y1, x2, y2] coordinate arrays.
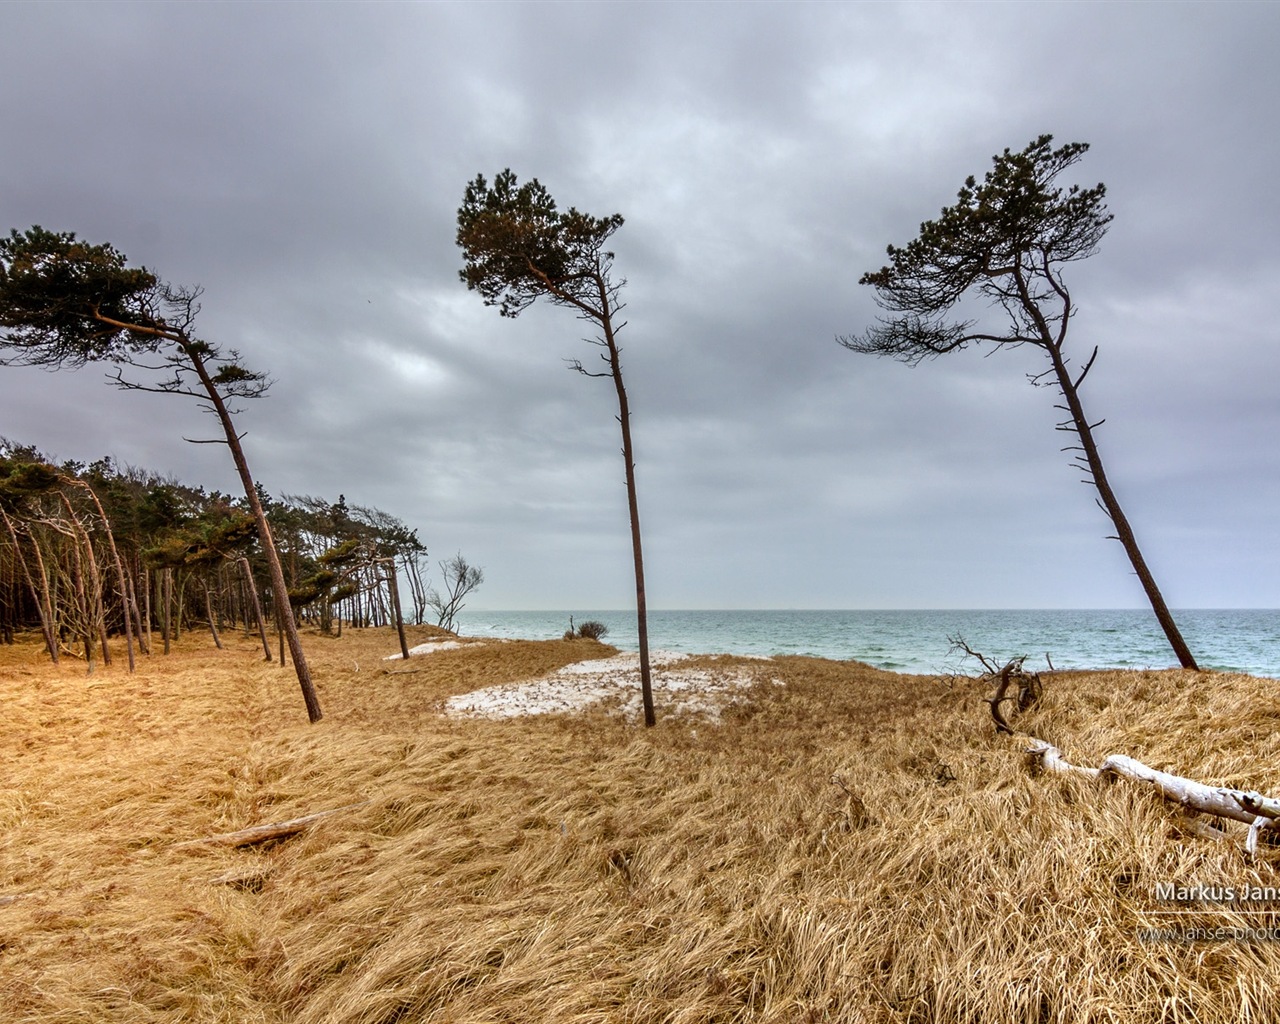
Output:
[[127, 572, 148, 655], [239, 557, 272, 660], [162, 567, 172, 655], [64, 527, 94, 673], [1, 510, 57, 662], [205, 587, 223, 649], [1048, 347, 1198, 670], [598, 293, 654, 726], [405, 555, 426, 625], [59, 493, 110, 666], [182, 341, 321, 722], [173, 571, 185, 641], [73, 480, 135, 673], [385, 559, 409, 659], [142, 566, 152, 654]]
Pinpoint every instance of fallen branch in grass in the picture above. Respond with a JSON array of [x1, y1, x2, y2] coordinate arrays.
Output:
[[174, 800, 371, 849], [1026, 740, 1280, 857]]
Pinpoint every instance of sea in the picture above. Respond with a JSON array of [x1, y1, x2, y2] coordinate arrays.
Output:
[[460, 609, 1280, 678]]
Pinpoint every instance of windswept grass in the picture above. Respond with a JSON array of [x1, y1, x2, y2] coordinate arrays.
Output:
[[2, 627, 1279, 1022]]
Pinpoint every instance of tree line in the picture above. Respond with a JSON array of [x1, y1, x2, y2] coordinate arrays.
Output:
[[0, 437, 474, 669]]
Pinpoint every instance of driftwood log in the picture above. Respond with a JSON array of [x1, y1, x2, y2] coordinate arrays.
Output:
[[1027, 740, 1280, 857], [174, 800, 371, 849]]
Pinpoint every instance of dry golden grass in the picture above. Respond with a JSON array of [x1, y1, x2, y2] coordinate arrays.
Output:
[[3, 626, 1280, 1022]]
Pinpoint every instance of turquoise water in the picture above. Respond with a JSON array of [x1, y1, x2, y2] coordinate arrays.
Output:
[[462, 609, 1280, 678]]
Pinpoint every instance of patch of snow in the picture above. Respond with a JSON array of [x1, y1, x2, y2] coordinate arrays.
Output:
[[383, 639, 471, 660], [445, 650, 769, 722]]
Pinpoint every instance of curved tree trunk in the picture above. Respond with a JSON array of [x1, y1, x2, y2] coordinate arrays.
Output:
[[2, 509, 57, 662], [73, 480, 136, 672], [59, 493, 110, 667]]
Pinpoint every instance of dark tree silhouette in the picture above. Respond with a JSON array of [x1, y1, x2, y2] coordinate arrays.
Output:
[[0, 227, 324, 718], [457, 170, 657, 725], [841, 136, 1197, 670]]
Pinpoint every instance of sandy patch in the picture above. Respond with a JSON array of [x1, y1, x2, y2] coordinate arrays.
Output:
[[445, 649, 775, 721]]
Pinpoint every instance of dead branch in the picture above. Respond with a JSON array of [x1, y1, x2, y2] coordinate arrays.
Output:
[[985, 656, 1043, 734], [947, 634, 999, 675], [821, 774, 873, 845], [174, 800, 371, 849], [947, 636, 1043, 734]]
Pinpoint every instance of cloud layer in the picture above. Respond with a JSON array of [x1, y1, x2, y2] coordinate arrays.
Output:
[[3, 2, 1277, 609]]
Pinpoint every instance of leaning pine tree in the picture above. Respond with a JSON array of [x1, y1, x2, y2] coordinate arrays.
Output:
[[456, 170, 657, 725], [841, 135, 1198, 670], [0, 227, 324, 720]]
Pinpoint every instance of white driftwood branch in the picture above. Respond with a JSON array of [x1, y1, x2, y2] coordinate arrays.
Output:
[[1026, 740, 1280, 857], [1028, 740, 1101, 779]]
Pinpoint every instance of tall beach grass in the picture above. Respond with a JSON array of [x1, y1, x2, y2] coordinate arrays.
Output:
[[2, 627, 1278, 1022]]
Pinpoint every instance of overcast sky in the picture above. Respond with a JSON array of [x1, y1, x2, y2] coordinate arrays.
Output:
[[2, 1, 1277, 611]]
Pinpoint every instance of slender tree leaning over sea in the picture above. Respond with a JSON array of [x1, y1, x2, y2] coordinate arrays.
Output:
[[841, 136, 1198, 669], [456, 170, 657, 726]]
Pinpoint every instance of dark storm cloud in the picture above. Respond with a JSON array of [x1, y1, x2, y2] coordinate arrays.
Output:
[[2, 1, 1277, 609]]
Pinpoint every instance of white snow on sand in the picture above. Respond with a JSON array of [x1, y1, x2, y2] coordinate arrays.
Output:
[[383, 639, 473, 659], [445, 650, 776, 721]]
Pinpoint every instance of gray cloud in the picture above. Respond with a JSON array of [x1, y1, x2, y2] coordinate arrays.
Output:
[[2, 0, 1277, 610]]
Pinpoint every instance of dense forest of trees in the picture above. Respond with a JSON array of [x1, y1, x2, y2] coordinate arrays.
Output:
[[0, 437, 434, 669]]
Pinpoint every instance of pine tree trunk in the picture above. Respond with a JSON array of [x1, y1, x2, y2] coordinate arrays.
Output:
[[65, 528, 94, 673], [162, 568, 172, 655], [181, 341, 321, 721], [127, 571, 148, 655], [1048, 347, 1198, 670], [2, 509, 57, 662], [239, 557, 272, 660], [73, 481, 135, 672], [142, 566, 152, 654], [598, 291, 654, 727], [385, 559, 409, 659], [205, 587, 223, 649]]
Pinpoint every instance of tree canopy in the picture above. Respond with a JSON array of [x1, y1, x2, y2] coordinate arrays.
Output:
[[0, 227, 161, 367], [457, 169, 625, 320], [845, 135, 1111, 362]]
